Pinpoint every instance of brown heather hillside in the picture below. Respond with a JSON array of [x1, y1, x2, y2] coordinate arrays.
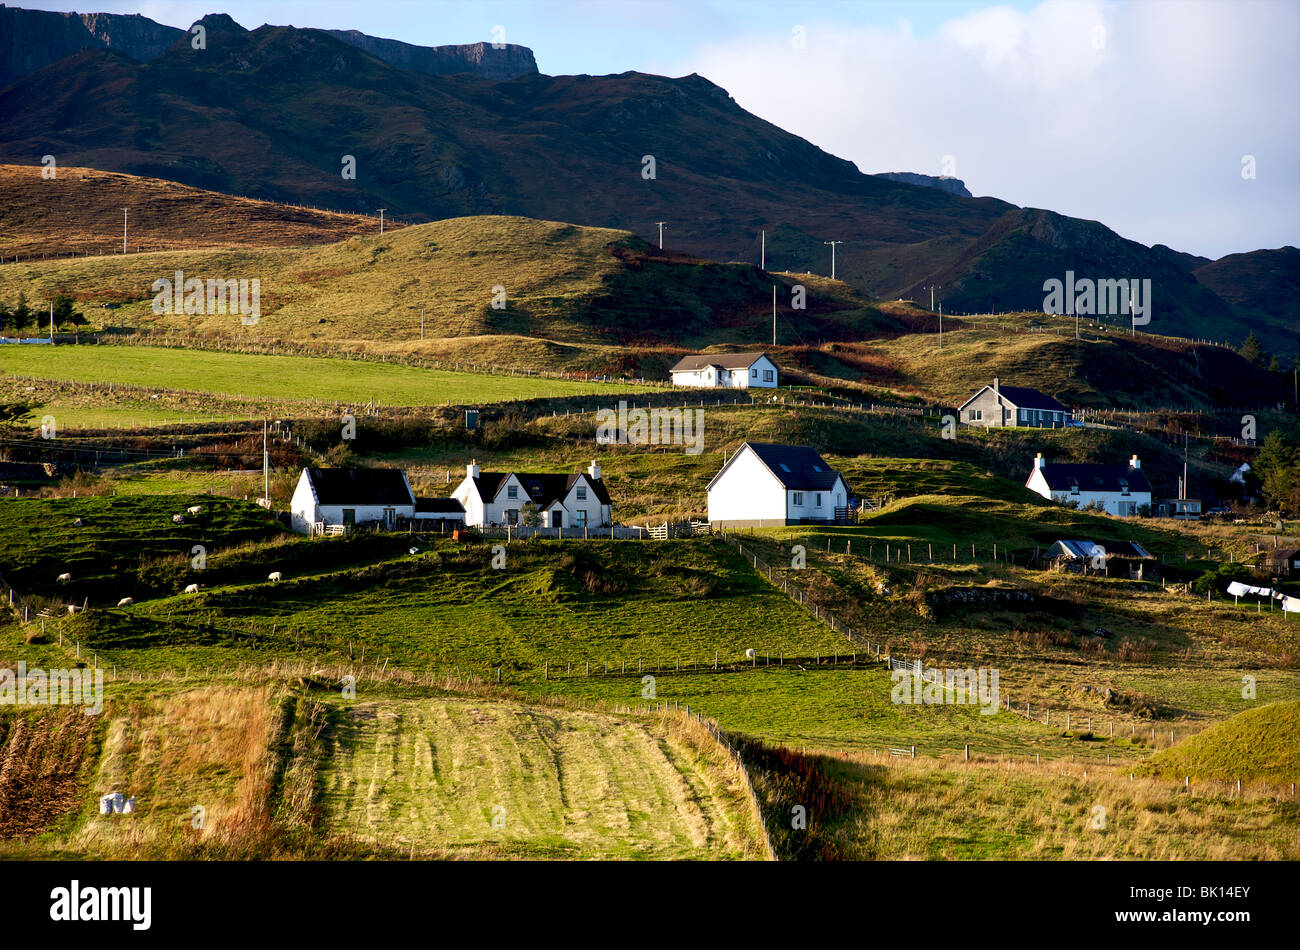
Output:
[[0, 164, 393, 258]]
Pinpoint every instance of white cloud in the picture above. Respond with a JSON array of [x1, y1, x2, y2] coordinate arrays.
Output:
[[674, 0, 1300, 259]]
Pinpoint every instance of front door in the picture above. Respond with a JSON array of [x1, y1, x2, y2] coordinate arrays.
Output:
[[383, 507, 396, 528], [342, 509, 356, 527], [552, 510, 564, 528]]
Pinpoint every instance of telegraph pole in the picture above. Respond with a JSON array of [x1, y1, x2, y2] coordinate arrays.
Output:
[[378, 210, 386, 235], [823, 240, 842, 280], [772, 285, 777, 345], [761, 229, 765, 270], [656, 222, 666, 250], [121, 208, 129, 254], [263, 418, 269, 507]]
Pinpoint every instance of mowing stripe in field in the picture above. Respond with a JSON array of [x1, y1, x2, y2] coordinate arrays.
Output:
[[319, 697, 739, 859], [0, 345, 648, 406]]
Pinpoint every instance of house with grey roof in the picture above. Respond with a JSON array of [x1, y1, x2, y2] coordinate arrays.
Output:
[[669, 351, 778, 389], [706, 442, 851, 526], [959, 377, 1073, 428]]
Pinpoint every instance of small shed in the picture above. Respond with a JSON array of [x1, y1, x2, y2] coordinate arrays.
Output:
[[1042, 539, 1156, 579], [1266, 547, 1300, 578]]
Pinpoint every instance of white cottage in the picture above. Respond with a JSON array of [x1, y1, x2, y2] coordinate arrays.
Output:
[[669, 352, 778, 389], [452, 461, 612, 529], [707, 442, 850, 527], [1025, 453, 1153, 517], [290, 467, 416, 535]]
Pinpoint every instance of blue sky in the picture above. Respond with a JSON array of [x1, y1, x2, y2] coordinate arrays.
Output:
[[23, 1, 1300, 259]]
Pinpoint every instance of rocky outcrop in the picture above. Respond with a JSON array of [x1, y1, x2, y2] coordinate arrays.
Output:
[[322, 31, 538, 80], [874, 171, 973, 198], [0, 4, 182, 88], [0, 4, 538, 90]]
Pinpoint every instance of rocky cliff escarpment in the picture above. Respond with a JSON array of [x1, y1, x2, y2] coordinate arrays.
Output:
[[0, 4, 182, 87], [323, 31, 538, 80], [874, 171, 973, 198]]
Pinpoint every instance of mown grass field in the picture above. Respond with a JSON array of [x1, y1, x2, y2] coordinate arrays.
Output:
[[0, 676, 768, 860], [319, 696, 761, 859], [0, 344, 649, 412]]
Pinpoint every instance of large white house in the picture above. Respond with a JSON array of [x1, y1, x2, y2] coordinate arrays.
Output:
[[669, 351, 778, 389], [290, 467, 416, 535], [1026, 453, 1153, 516], [452, 461, 612, 529], [707, 442, 850, 527]]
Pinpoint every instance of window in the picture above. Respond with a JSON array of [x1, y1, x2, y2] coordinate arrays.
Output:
[[814, 493, 822, 506], [779, 463, 791, 472], [751, 368, 758, 378], [576, 486, 587, 500], [1067, 478, 1079, 494], [763, 370, 773, 382], [506, 509, 519, 525], [792, 492, 804, 506], [507, 485, 518, 499], [573, 510, 587, 528], [970, 409, 982, 421], [1118, 478, 1130, 495]]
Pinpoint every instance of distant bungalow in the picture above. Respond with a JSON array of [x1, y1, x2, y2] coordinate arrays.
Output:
[[959, 377, 1073, 428], [669, 351, 778, 389], [707, 442, 851, 527]]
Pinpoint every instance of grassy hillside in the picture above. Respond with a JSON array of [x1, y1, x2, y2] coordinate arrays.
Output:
[[0, 216, 890, 359], [0, 344, 650, 415], [0, 164, 389, 258], [1145, 701, 1300, 783]]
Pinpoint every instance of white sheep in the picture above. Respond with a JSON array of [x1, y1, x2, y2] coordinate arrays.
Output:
[[745, 648, 756, 659], [184, 583, 200, 594], [267, 571, 282, 582], [67, 604, 79, 614], [172, 514, 185, 524], [186, 505, 203, 515], [56, 572, 72, 583], [117, 597, 134, 607]]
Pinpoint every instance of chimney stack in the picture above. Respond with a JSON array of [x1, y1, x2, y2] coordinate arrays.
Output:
[[1034, 452, 1045, 470], [588, 460, 601, 481], [1130, 454, 1140, 470], [467, 459, 480, 479], [993, 377, 1000, 399]]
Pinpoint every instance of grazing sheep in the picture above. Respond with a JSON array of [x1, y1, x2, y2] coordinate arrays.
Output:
[[66, 605, 79, 614], [172, 513, 185, 524], [186, 505, 203, 515], [745, 648, 756, 659], [56, 572, 72, 583], [117, 597, 134, 607], [73, 517, 84, 527], [267, 571, 282, 582], [184, 583, 200, 594]]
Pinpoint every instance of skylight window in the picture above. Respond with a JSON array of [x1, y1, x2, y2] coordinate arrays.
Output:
[[779, 463, 791, 472]]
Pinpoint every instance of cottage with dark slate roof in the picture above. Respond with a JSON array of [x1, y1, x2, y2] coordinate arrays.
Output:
[[959, 377, 1074, 428], [1026, 453, 1153, 517], [452, 460, 612, 529], [706, 442, 851, 526], [290, 467, 416, 535]]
